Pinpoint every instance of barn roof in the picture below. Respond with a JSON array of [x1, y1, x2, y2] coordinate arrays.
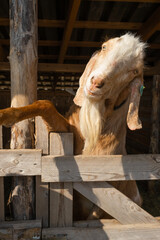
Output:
[[0, 0, 160, 91]]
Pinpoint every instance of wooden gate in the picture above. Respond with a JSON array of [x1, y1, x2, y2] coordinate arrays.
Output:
[[0, 118, 160, 240]]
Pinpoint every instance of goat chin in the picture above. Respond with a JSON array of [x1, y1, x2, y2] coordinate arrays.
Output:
[[79, 97, 105, 153]]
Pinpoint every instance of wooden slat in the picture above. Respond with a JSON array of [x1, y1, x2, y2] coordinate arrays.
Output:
[[139, 7, 160, 41], [0, 126, 2, 149], [42, 223, 160, 240], [0, 149, 41, 176], [50, 133, 73, 228], [74, 182, 157, 224], [58, 0, 81, 63], [0, 177, 4, 221], [50, 132, 73, 155], [149, 75, 160, 154], [42, 154, 160, 182], [35, 117, 49, 155], [35, 117, 49, 228], [0, 220, 41, 240]]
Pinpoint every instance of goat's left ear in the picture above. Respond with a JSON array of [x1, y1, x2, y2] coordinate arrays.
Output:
[[127, 75, 144, 130], [74, 52, 99, 106]]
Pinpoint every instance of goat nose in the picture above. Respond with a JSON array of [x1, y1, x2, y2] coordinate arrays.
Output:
[[91, 76, 104, 89]]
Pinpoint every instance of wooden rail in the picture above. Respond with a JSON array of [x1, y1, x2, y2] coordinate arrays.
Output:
[[0, 118, 160, 239]]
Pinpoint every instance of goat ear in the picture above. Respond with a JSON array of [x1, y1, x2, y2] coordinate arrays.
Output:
[[73, 52, 99, 106], [127, 76, 144, 130]]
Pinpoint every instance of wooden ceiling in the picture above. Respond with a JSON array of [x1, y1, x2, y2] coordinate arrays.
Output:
[[0, 0, 160, 91]]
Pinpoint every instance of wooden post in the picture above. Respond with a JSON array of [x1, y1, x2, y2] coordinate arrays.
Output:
[[150, 75, 160, 154], [35, 117, 49, 228], [149, 75, 160, 191], [49, 133, 73, 227], [0, 125, 4, 221], [9, 0, 38, 220]]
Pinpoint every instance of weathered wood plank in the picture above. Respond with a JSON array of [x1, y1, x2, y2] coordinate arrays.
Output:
[[42, 154, 160, 182], [0, 149, 41, 176], [42, 224, 160, 240], [50, 133, 73, 155], [74, 182, 157, 224], [0, 220, 41, 240], [35, 117, 49, 155], [36, 176, 49, 228], [35, 116, 49, 227], [50, 133, 73, 227], [50, 182, 73, 227]]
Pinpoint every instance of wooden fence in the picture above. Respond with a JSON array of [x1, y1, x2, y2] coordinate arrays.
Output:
[[0, 117, 160, 240]]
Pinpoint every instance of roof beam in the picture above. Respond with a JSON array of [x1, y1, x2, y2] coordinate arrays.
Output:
[[138, 7, 160, 41], [2, 39, 160, 49], [0, 62, 159, 75], [58, 0, 81, 63], [0, 18, 142, 30], [0, 62, 85, 73]]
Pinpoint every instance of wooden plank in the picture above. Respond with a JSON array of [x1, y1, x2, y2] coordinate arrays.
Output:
[[50, 133, 73, 227], [149, 75, 160, 154], [50, 133, 73, 155], [42, 224, 160, 240], [139, 7, 160, 41], [0, 125, 3, 149], [42, 154, 160, 182], [58, 0, 81, 63], [0, 125, 4, 221], [50, 182, 73, 227], [0, 149, 41, 176], [0, 177, 4, 221], [74, 182, 157, 224], [35, 117, 49, 155], [35, 116, 49, 228], [0, 220, 41, 240]]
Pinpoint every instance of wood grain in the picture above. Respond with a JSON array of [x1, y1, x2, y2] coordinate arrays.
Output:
[[49, 133, 73, 227], [0, 149, 41, 176], [74, 182, 157, 224], [35, 116, 49, 227], [42, 223, 160, 240], [42, 154, 160, 182]]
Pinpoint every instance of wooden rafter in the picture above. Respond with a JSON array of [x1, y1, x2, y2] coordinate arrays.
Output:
[[138, 7, 160, 41], [58, 0, 81, 63], [1, 39, 160, 50], [0, 18, 142, 30], [0, 62, 159, 75]]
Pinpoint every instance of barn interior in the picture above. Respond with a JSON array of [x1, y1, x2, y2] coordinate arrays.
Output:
[[0, 0, 160, 219]]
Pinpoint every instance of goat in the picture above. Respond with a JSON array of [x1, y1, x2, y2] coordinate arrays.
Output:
[[0, 33, 146, 220]]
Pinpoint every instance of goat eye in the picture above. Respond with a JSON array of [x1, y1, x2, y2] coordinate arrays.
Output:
[[102, 45, 106, 50]]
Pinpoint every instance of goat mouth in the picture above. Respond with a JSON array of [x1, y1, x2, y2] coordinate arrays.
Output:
[[85, 87, 102, 97]]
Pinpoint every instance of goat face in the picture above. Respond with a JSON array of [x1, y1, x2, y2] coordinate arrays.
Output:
[[84, 34, 146, 101]]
